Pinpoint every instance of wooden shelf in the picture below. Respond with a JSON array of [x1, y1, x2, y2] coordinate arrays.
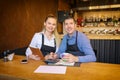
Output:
[[86, 34, 120, 40]]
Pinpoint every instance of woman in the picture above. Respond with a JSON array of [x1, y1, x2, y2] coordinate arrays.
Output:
[[25, 14, 60, 60]]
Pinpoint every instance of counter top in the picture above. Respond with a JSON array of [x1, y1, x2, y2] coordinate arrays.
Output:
[[86, 34, 120, 40], [59, 34, 120, 40], [0, 55, 120, 80]]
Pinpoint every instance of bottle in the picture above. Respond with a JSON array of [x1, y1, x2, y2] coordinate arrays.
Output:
[[3, 51, 8, 62]]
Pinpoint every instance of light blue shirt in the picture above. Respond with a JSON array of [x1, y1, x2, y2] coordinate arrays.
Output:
[[57, 30, 96, 62]]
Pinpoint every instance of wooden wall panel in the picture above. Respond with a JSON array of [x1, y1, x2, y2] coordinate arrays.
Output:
[[57, 0, 70, 34], [0, 0, 58, 53], [58, 0, 70, 10]]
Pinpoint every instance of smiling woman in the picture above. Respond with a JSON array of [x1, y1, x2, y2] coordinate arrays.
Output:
[[25, 14, 60, 61]]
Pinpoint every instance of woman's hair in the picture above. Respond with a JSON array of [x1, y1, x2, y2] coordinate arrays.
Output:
[[42, 14, 61, 47], [42, 14, 57, 31], [44, 14, 57, 22]]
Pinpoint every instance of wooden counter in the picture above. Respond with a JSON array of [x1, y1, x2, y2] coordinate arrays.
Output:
[[0, 55, 120, 80], [59, 33, 120, 40], [86, 34, 120, 40]]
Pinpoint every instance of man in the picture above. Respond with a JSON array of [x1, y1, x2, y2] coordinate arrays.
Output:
[[57, 16, 96, 62]]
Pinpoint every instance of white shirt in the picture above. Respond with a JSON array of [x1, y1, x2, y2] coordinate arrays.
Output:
[[25, 32, 58, 56]]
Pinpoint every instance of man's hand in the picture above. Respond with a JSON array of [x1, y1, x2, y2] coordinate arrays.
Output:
[[62, 53, 79, 62]]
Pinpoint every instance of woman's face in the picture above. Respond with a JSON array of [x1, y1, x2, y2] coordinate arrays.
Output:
[[44, 18, 57, 33]]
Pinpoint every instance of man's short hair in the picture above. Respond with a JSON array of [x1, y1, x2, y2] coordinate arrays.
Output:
[[63, 16, 76, 24]]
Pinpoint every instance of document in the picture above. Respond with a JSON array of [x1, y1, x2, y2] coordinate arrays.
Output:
[[34, 65, 67, 74], [55, 59, 75, 66]]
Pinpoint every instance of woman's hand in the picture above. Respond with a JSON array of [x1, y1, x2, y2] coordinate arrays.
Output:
[[28, 54, 40, 60], [45, 52, 58, 60]]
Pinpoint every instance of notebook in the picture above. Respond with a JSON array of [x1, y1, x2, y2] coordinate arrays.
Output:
[[29, 47, 44, 60]]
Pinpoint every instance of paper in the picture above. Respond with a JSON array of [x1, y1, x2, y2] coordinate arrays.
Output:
[[55, 60, 75, 66], [34, 65, 67, 74]]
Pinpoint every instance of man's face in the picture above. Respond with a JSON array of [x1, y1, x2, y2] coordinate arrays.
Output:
[[63, 18, 76, 36]]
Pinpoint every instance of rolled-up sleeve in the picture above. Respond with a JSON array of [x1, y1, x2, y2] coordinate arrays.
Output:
[[25, 33, 42, 56], [77, 33, 96, 62]]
